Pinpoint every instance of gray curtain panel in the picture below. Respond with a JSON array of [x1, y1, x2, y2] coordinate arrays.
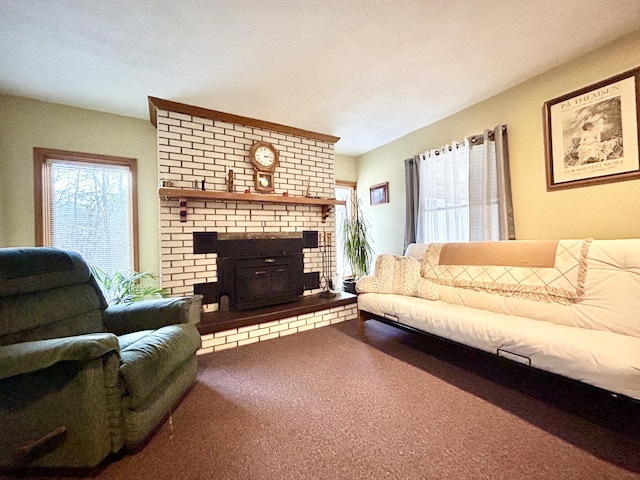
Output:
[[493, 125, 516, 240], [467, 124, 516, 241], [403, 155, 421, 251]]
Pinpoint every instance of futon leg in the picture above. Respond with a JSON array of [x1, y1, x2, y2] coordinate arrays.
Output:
[[357, 309, 366, 338]]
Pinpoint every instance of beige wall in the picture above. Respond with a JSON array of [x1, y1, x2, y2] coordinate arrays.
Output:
[[357, 29, 640, 257], [0, 95, 160, 274], [335, 153, 358, 182]]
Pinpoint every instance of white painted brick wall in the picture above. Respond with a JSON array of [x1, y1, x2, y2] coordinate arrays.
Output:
[[156, 108, 338, 310]]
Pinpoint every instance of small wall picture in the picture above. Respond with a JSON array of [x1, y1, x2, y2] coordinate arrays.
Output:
[[543, 66, 640, 190], [369, 182, 389, 205]]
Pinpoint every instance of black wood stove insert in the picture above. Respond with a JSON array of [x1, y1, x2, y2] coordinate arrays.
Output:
[[192, 231, 319, 310]]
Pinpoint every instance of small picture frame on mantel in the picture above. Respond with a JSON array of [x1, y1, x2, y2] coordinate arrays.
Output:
[[369, 182, 389, 205]]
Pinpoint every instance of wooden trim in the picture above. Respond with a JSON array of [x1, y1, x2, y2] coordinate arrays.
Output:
[[33, 149, 46, 247], [159, 188, 345, 224], [129, 157, 140, 272], [158, 187, 345, 207], [336, 180, 357, 188], [33, 148, 140, 271], [148, 96, 340, 144], [335, 180, 357, 217]]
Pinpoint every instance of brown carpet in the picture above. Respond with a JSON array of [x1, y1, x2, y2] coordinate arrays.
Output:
[[8, 319, 640, 479]]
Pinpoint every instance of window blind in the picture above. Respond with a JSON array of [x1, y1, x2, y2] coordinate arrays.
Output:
[[46, 159, 134, 273]]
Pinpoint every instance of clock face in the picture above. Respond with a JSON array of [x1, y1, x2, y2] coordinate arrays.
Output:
[[250, 141, 279, 177], [255, 146, 275, 167]]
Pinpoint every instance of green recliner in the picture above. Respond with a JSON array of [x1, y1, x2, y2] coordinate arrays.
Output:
[[0, 247, 202, 469]]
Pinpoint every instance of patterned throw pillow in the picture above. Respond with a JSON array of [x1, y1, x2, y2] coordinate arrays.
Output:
[[415, 277, 440, 300], [356, 254, 439, 300]]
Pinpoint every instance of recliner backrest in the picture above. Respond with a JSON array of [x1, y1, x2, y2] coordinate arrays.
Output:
[[0, 248, 108, 346]]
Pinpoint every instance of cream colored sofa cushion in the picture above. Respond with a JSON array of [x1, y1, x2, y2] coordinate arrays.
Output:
[[357, 291, 640, 400]]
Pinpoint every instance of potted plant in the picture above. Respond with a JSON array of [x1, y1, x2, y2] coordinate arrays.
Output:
[[341, 197, 374, 294], [90, 266, 167, 305]]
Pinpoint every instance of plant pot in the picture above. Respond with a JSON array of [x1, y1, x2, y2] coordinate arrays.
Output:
[[343, 279, 357, 295]]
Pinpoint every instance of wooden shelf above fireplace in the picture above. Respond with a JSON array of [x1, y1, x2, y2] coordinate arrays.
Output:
[[158, 188, 346, 223]]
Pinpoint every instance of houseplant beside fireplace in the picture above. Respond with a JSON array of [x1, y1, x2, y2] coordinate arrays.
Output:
[[342, 197, 374, 294]]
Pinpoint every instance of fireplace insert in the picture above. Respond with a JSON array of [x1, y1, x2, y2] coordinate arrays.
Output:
[[225, 253, 303, 310], [193, 231, 318, 310]]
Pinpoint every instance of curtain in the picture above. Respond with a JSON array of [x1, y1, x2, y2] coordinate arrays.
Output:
[[403, 156, 420, 250], [411, 124, 515, 244], [416, 141, 470, 243], [468, 125, 515, 241], [494, 125, 516, 240]]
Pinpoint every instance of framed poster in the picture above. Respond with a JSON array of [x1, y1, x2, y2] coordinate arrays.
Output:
[[543, 66, 640, 191], [369, 182, 389, 205]]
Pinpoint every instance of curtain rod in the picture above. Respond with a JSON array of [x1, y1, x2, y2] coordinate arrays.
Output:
[[418, 124, 507, 158], [469, 125, 507, 144]]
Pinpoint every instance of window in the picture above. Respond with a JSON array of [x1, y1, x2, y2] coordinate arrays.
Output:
[[334, 180, 356, 279], [34, 148, 139, 272], [415, 126, 513, 243], [417, 142, 470, 243]]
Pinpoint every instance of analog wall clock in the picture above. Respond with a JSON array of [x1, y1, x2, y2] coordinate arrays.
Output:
[[250, 141, 279, 192]]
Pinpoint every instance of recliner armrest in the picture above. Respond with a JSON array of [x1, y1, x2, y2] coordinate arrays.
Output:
[[0, 333, 119, 380], [103, 294, 202, 336]]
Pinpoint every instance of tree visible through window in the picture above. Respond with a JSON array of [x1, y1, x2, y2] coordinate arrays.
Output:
[[34, 148, 139, 273]]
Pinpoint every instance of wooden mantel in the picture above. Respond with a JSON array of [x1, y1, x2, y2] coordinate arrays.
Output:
[[158, 188, 346, 223], [148, 96, 340, 144]]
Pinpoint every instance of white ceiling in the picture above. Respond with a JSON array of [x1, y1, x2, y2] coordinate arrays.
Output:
[[1, 1, 640, 156]]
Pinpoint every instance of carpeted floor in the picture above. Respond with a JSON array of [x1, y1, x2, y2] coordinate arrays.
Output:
[[7, 319, 640, 479]]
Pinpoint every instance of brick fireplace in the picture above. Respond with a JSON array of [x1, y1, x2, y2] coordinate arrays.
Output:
[[150, 97, 357, 353]]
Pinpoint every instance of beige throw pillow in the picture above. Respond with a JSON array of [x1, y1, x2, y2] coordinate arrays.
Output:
[[415, 278, 440, 300], [356, 254, 439, 300]]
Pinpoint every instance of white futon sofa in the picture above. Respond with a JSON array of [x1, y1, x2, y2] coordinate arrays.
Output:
[[356, 239, 640, 400]]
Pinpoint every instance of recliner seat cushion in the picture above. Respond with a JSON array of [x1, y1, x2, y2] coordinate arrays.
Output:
[[118, 323, 201, 409]]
